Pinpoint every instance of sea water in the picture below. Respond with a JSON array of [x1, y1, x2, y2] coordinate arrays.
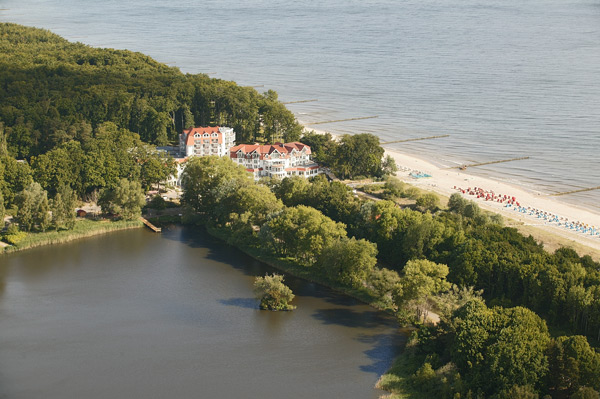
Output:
[[1, 0, 599, 210]]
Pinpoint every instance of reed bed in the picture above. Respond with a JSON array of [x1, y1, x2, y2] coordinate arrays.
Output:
[[2, 219, 142, 253]]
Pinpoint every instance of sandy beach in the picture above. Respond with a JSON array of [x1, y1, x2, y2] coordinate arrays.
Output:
[[385, 148, 600, 252], [302, 125, 600, 255]]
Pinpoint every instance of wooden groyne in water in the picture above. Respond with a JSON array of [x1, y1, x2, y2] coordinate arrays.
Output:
[[446, 156, 530, 170], [304, 116, 379, 125], [381, 135, 450, 145], [549, 186, 600, 197], [282, 99, 319, 104], [140, 217, 161, 233]]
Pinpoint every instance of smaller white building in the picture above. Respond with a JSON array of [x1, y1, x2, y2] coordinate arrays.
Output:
[[180, 126, 235, 158], [230, 142, 320, 180]]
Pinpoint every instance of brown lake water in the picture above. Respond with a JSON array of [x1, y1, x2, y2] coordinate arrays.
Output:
[[0, 226, 403, 398]]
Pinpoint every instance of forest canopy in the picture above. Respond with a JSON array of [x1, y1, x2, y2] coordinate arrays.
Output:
[[0, 22, 303, 157]]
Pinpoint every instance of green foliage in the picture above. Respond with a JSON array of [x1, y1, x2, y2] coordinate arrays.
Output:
[[317, 237, 378, 288], [2, 219, 141, 252], [381, 154, 398, 176], [330, 133, 386, 179], [0, 155, 33, 207], [15, 182, 51, 231], [272, 176, 310, 207], [299, 131, 337, 166], [413, 362, 436, 385], [225, 184, 283, 227], [148, 195, 167, 210], [137, 146, 176, 191], [98, 178, 145, 220], [253, 273, 295, 311], [0, 23, 301, 150], [394, 259, 451, 324], [382, 177, 406, 199], [1, 223, 27, 245], [181, 156, 252, 218], [260, 90, 303, 143], [546, 335, 600, 397], [449, 301, 551, 397], [367, 267, 402, 308], [498, 385, 539, 399], [51, 184, 76, 230], [433, 285, 484, 319], [416, 193, 440, 212], [448, 193, 468, 214], [260, 205, 347, 265], [0, 189, 5, 225], [571, 387, 600, 399], [272, 175, 360, 227]]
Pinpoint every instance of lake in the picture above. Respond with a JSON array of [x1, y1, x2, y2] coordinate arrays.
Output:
[[0, 226, 403, 398]]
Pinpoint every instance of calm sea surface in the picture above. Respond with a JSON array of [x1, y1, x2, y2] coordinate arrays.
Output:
[[1, 0, 599, 209], [0, 226, 402, 398]]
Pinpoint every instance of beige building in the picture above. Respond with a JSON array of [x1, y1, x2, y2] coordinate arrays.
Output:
[[179, 126, 235, 158]]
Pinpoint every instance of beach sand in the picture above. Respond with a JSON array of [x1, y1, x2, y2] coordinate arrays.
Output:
[[302, 125, 600, 256], [386, 148, 600, 253]]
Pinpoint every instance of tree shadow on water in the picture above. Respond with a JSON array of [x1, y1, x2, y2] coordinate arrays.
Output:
[[311, 308, 396, 329], [218, 297, 258, 309], [357, 333, 407, 375]]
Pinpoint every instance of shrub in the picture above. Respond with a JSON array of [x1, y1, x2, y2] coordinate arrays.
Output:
[[2, 224, 27, 245], [253, 273, 296, 311]]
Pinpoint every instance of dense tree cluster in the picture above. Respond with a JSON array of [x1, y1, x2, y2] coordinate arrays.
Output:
[[1, 23, 302, 236], [300, 131, 396, 179], [306, 190, 600, 346], [397, 299, 600, 398], [181, 156, 379, 289], [0, 23, 302, 154]]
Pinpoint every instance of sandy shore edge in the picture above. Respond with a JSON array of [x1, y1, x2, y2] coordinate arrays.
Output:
[[300, 123, 600, 255]]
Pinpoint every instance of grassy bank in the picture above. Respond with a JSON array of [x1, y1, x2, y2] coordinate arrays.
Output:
[[373, 331, 434, 399], [1, 219, 143, 254]]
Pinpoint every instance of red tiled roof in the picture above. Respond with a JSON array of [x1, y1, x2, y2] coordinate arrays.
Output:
[[230, 142, 311, 159], [181, 126, 223, 146]]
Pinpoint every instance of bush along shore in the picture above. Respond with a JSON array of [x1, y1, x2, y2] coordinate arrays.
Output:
[[179, 155, 600, 399]]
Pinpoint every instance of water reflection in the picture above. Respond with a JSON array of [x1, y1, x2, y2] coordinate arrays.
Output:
[[219, 297, 258, 309]]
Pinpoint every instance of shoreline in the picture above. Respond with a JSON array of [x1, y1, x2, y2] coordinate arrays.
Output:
[[301, 124, 600, 257], [386, 148, 600, 254], [1, 219, 143, 254]]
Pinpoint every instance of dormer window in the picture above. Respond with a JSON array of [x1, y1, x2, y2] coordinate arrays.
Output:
[[194, 133, 200, 138]]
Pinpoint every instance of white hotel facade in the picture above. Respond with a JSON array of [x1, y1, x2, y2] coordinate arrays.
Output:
[[179, 126, 236, 158], [176, 126, 320, 183], [230, 142, 320, 180]]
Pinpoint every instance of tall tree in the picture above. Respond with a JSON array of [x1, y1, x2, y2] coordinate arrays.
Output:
[[181, 156, 251, 215], [15, 182, 51, 231], [331, 133, 385, 179], [260, 205, 347, 265], [98, 178, 145, 220], [317, 237, 378, 287], [51, 184, 76, 230]]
